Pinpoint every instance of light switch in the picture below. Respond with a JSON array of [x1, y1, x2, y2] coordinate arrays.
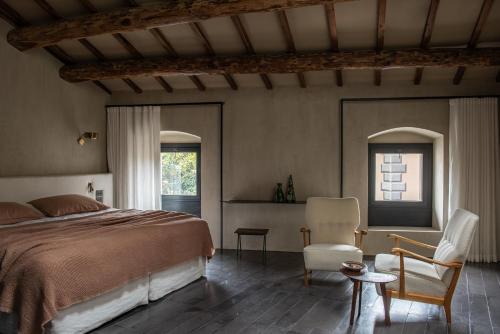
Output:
[[95, 190, 104, 203]]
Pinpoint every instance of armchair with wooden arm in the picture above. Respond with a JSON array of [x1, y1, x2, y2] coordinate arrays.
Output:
[[301, 197, 365, 287], [374, 209, 479, 324]]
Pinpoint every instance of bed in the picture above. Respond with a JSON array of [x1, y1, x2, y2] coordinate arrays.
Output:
[[0, 174, 214, 334]]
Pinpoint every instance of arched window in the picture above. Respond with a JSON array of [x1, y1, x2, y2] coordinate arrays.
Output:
[[367, 128, 444, 228]]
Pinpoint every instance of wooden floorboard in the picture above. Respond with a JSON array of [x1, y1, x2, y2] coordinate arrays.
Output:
[[91, 251, 500, 334]]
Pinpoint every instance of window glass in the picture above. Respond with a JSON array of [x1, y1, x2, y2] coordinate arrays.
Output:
[[374, 153, 423, 202], [161, 152, 198, 196]]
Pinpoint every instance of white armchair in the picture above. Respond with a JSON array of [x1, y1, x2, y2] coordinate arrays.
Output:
[[301, 197, 367, 286], [374, 208, 479, 324]]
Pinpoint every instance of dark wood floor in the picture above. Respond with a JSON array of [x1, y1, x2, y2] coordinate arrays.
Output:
[[92, 251, 500, 334]]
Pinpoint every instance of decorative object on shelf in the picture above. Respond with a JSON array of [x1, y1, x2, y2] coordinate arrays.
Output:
[[77, 132, 98, 146], [273, 183, 285, 203], [286, 174, 296, 203]]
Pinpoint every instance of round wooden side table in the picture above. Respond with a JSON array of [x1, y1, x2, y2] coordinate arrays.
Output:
[[340, 268, 398, 326]]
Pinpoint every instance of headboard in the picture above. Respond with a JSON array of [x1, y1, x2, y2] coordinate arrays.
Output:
[[0, 174, 113, 207]]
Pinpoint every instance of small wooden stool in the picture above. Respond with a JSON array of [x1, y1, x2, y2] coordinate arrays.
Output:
[[234, 228, 269, 262]]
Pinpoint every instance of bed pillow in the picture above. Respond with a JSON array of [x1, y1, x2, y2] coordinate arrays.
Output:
[[0, 202, 45, 225], [29, 194, 108, 217]]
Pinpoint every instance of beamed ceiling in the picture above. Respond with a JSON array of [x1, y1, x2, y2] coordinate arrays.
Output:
[[0, 0, 499, 94]]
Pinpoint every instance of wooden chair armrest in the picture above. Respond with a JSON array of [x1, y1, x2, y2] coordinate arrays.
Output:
[[300, 227, 311, 247], [388, 233, 437, 250], [391, 247, 462, 268], [354, 229, 367, 248]]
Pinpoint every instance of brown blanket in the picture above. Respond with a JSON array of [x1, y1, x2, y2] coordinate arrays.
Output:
[[0, 209, 214, 334]]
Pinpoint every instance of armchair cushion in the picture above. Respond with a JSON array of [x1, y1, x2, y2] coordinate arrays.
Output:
[[433, 209, 479, 285], [304, 244, 362, 271], [375, 253, 447, 297]]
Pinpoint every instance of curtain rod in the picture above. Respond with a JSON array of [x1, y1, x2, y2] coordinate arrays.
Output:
[[106, 102, 224, 108], [341, 95, 500, 103]]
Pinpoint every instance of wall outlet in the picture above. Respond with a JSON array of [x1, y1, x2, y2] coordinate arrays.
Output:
[[95, 190, 104, 203]]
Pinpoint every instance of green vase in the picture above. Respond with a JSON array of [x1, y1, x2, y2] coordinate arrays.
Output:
[[286, 175, 296, 203], [274, 183, 285, 203]]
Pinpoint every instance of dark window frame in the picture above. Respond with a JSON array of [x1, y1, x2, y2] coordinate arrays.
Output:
[[368, 143, 433, 227], [160, 143, 201, 201]]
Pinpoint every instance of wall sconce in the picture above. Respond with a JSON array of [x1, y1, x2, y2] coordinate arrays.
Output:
[[78, 132, 98, 146]]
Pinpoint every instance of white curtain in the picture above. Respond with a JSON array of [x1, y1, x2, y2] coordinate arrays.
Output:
[[107, 106, 161, 210], [449, 98, 499, 262]]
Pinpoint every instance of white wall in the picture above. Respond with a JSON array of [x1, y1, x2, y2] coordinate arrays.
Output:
[[0, 20, 109, 177], [111, 77, 499, 253]]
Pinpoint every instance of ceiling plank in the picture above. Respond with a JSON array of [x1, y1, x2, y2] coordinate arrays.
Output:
[[8, 0, 354, 51], [125, 0, 204, 91], [33, 0, 61, 20], [149, 28, 206, 91], [77, 0, 98, 13], [324, 3, 342, 87], [149, 28, 178, 57], [60, 48, 500, 82], [231, 15, 273, 89], [453, 0, 494, 85], [190, 22, 237, 90], [277, 10, 306, 88], [0, 1, 110, 94], [414, 0, 440, 85], [374, 0, 386, 86], [0, 2, 29, 27], [125, 0, 139, 6], [112, 33, 143, 59]]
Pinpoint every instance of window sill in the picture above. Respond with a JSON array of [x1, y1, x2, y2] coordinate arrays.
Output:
[[368, 226, 441, 233]]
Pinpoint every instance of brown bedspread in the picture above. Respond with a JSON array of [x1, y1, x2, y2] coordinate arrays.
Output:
[[0, 210, 214, 334]]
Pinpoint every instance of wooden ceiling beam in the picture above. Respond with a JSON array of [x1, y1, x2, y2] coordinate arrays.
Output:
[[453, 0, 494, 85], [375, 0, 386, 86], [190, 22, 237, 90], [277, 10, 306, 88], [414, 0, 440, 85], [324, 3, 342, 87], [231, 15, 273, 89], [8, 0, 354, 51], [60, 48, 500, 83], [77, 0, 176, 94], [0, 1, 110, 94], [76, 0, 143, 94]]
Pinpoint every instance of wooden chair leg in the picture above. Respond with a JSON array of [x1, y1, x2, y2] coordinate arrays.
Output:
[[444, 302, 451, 324], [303, 268, 309, 287]]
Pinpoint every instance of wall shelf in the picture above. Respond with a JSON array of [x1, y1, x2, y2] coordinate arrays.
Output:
[[223, 200, 306, 204]]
